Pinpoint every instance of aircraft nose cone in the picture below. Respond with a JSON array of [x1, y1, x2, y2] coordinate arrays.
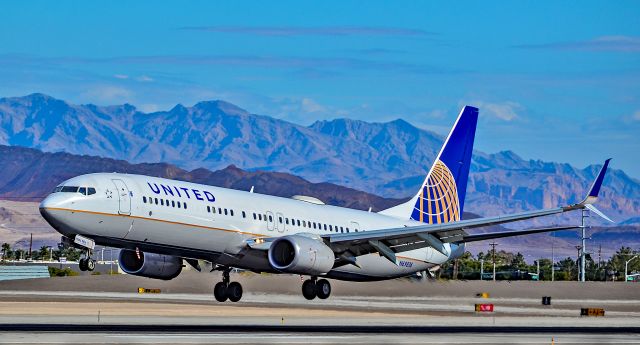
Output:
[[39, 195, 56, 221]]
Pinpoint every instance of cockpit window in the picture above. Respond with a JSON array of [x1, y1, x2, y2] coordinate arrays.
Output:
[[54, 186, 97, 195]]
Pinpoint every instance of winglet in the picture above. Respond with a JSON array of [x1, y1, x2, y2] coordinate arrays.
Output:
[[581, 158, 611, 205]]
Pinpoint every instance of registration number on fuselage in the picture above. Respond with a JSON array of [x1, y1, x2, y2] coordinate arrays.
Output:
[[398, 260, 413, 268]]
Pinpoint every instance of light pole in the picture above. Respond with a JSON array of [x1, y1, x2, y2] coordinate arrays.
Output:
[[551, 232, 555, 282], [625, 256, 638, 283], [480, 259, 484, 281], [490, 242, 498, 282], [580, 208, 589, 282], [575, 245, 582, 281]]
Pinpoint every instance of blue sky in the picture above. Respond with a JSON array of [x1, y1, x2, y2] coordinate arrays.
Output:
[[1, 1, 639, 177]]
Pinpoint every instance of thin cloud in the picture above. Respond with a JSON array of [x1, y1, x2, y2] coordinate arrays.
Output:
[[514, 35, 640, 52], [0, 54, 463, 76], [136, 75, 154, 82], [472, 101, 522, 121], [178, 26, 435, 37]]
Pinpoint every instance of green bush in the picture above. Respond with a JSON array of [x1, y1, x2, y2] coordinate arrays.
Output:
[[48, 267, 79, 277]]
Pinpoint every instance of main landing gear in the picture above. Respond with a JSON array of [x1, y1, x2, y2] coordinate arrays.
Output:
[[213, 267, 243, 302], [78, 249, 96, 272], [302, 277, 331, 300]]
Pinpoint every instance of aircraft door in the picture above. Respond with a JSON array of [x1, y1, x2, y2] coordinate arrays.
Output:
[[111, 179, 131, 215], [276, 212, 285, 232], [266, 211, 275, 231]]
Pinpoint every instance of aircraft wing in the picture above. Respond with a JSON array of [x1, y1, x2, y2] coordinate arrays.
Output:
[[325, 159, 611, 264]]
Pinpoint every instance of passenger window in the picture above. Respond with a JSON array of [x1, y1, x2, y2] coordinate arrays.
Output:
[[230, 210, 234, 217], [177, 201, 181, 208], [224, 209, 228, 216], [302, 220, 306, 227], [324, 224, 327, 231], [88, 188, 96, 195], [297, 220, 301, 226], [268, 215, 273, 222], [207, 206, 211, 213], [143, 196, 147, 203], [160, 199, 164, 206], [258, 214, 262, 221], [285, 218, 289, 225], [184, 203, 188, 210], [155, 198, 159, 205], [242, 211, 246, 218], [172, 200, 175, 207], [213, 207, 216, 214], [218, 207, 222, 214], [346, 228, 350, 233], [340, 227, 344, 233], [279, 217, 283, 223], [253, 213, 257, 220], [166, 200, 170, 207]]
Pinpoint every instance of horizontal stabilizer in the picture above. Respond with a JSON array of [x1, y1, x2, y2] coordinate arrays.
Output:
[[585, 204, 614, 223]]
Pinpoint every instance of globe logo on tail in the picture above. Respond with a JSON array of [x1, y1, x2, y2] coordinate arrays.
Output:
[[412, 160, 460, 224]]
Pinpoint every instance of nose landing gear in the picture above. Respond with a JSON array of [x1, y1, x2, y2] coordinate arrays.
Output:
[[78, 249, 96, 272], [213, 267, 243, 302], [302, 277, 331, 300]]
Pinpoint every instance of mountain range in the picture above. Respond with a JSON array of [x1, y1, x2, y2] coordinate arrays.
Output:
[[0, 93, 638, 225]]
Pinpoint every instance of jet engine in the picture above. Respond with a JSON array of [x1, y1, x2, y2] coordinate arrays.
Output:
[[118, 249, 183, 280], [268, 235, 335, 275]]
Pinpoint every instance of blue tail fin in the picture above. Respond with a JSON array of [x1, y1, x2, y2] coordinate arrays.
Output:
[[380, 106, 478, 223]]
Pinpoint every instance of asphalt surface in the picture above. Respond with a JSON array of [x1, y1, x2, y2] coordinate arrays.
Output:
[[1, 273, 640, 344]]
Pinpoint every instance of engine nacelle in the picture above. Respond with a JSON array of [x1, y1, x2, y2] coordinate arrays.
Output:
[[118, 249, 183, 280], [268, 235, 335, 275]]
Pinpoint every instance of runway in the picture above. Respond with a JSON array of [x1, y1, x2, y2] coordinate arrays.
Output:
[[1, 325, 640, 345], [1, 274, 640, 343]]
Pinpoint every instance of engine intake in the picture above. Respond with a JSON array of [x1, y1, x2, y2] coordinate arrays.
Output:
[[268, 235, 334, 275], [118, 249, 182, 280]]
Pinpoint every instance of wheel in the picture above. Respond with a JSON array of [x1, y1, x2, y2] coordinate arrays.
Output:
[[78, 258, 87, 271], [86, 259, 96, 271], [302, 279, 317, 300], [214, 282, 228, 302], [227, 282, 243, 302], [316, 279, 331, 299]]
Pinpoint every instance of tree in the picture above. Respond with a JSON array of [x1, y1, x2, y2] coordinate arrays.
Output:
[[1, 243, 11, 260], [607, 246, 640, 281], [558, 257, 577, 281], [38, 246, 50, 261], [511, 252, 527, 271]]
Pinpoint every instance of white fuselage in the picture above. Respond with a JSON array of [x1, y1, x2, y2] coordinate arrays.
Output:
[[40, 173, 459, 281]]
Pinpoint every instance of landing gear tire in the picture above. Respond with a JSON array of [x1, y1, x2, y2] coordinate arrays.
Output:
[[302, 279, 317, 300], [316, 279, 331, 299], [227, 282, 243, 302], [78, 258, 88, 271], [86, 259, 96, 271], [214, 282, 228, 302]]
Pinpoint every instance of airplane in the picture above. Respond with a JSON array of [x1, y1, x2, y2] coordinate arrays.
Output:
[[38, 105, 612, 302]]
